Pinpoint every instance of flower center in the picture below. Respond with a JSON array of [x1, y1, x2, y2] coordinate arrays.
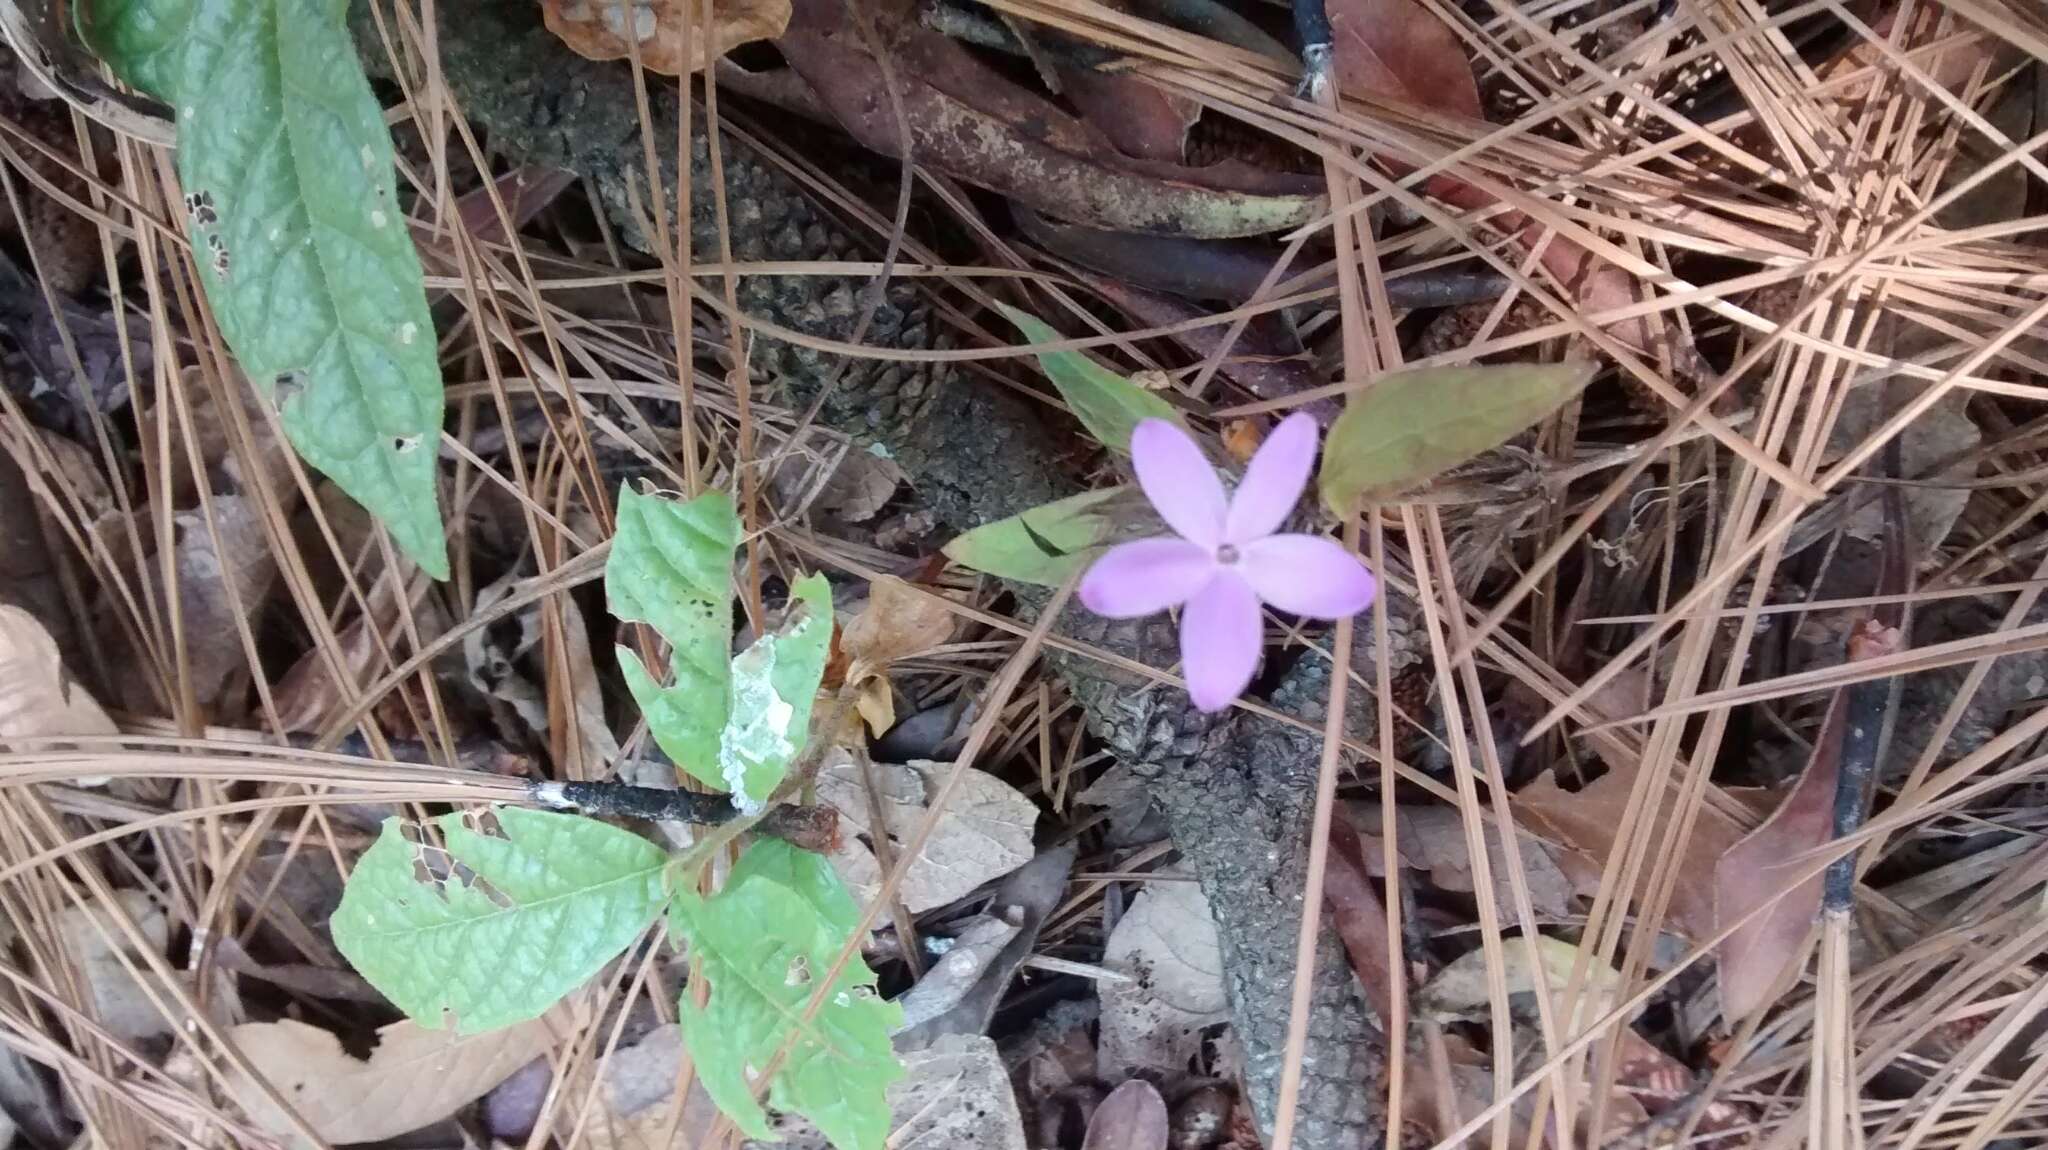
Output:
[[1215, 543, 1241, 565]]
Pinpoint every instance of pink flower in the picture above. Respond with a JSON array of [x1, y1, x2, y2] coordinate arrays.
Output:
[[1079, 413, 1377, 712]]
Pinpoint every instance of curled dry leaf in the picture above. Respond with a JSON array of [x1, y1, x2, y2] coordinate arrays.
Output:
[[1327, 0, 1482, 118], [895, 845, 1076, 1050], [1097, 874, 1229, 1078], [1347, 801, 1579, 917], [1419, 934, 1630, 1034], [542, 0, 790, 75], [1513, 756, 1744, 944], [1081, 1079, 1169, 1150], [0, 603, 115, 746], [840, 577, 957, 735], [227, 1014, 558, 1147], [779, 0, 1321, 238], [817, 752, 1038, 913]]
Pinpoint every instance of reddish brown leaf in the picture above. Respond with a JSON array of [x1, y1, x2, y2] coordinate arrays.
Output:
[[779, 0, 1321, 237], [1713, 619, 1904, 1023], [455, 167, 579, 245], [1062, 69, 1198, 163], [1513, 761, 1744, 944], [1326, 811, 1399, 1029], [1082, 1080, 1168, 1150], [541, 0, 789, 75], [1327, 0, 1481, 117]]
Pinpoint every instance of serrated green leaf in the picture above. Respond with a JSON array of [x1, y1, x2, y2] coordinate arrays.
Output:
[[672, 872, 903, 1150], [330, 807, 666, 1033], [943, 487, 1122, 585], [1318, 362, 1599, 513], [84, 0, 451, 577], [725, 838, 859, 935], [718, 573, 833, 811], [608, 485, 740, 783], [999, 306, 1184, 453]]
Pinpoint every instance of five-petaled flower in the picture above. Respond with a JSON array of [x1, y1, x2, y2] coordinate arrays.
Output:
[[1079, 413, 1377, 712]]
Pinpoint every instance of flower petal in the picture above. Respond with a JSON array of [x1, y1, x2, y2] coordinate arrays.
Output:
[[1180, 570, 1263, 712], [1225, 411, 1319, 544], [1131, 419, 1227, 548], [1240, 534, 1378, 619], [1079, 538, 1217, 618]]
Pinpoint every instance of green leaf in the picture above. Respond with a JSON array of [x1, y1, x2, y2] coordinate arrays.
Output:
[[84, 0, 451, 578], [718, 573, 833, 812], [725, 838, 859, 935], [672, 864, 902, 1150], [330, 807, 667, 1033], [77, 0, 197, 102], [607, 485, 740, 784], [1318, 362, 1599, 513], [999, 306, 1184, 453], [943, 487, 1122, 586]]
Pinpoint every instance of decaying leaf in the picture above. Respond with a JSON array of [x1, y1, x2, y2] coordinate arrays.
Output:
[[55, 890, 179, 1040], [765, 1034, 1029, 1150], [894, 845, 1075, 1050], [1513, 757, 1744, 944], [817, 753, 1038, 913], [1328, 0, 1482, 118], [1081, 1079, 1169, 1150], [818, 447, 905, 523], [841, 577, 957, 735], [543, 0, 791, 76], [1418, 934, 1629, 1034], [1098, 874, 1229, 1078], [271, 612, 389, 735], [225, 1015, 557, 1146], [779, 0, 1321, 238], [0, 603, 115, 746], [1715, 620, 1902, 1023], [891, 915, 1024, 1038], [1347, 802, 1580, 917]]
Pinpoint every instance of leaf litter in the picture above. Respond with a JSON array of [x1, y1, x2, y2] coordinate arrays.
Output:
[[15, 0, 2048, 1146]]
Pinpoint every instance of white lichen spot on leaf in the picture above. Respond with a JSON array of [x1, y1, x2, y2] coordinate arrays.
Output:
[[717, 628, 801, 813]]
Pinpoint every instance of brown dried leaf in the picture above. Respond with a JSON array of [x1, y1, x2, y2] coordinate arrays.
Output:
[[0, 604, 114, 744], [1062, 69, 1197, 163], [1349, 802, 1579, 917], [1097, 874, 1228, 1078], [843, 577, 955, 674], [1081, 1080, 1168, 1150], [780, 0, 1321, 238], [1328, 0, 1481, 117], [1513, 761, 1744, 943], [270, 614, 385, 734], [226, 1015, 557, 1147], [1714, 620, 1903, 1023], [541, 0, 789, 75], [816, 753, 1037, 912], [841, 577, 957, 736]]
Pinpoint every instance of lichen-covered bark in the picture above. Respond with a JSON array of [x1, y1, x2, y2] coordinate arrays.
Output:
[[380, 5, 1386, 1141]]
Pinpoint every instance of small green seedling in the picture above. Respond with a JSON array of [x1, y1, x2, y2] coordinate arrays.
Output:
[[331, 484, 903, 1150]]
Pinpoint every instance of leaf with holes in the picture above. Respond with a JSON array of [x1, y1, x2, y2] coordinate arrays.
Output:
[[1318, 362, 1598, 512], [999, 307, 1184, 454], [671, 863, 902, 1150], [330, 807, 666, 1033], [82, 0, 450, 577], [607, 484, 740, 786], [943, 487, 1123, 586]]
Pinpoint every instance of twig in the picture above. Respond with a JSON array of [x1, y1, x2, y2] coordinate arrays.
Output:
[[527, 779, 840, 852]]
